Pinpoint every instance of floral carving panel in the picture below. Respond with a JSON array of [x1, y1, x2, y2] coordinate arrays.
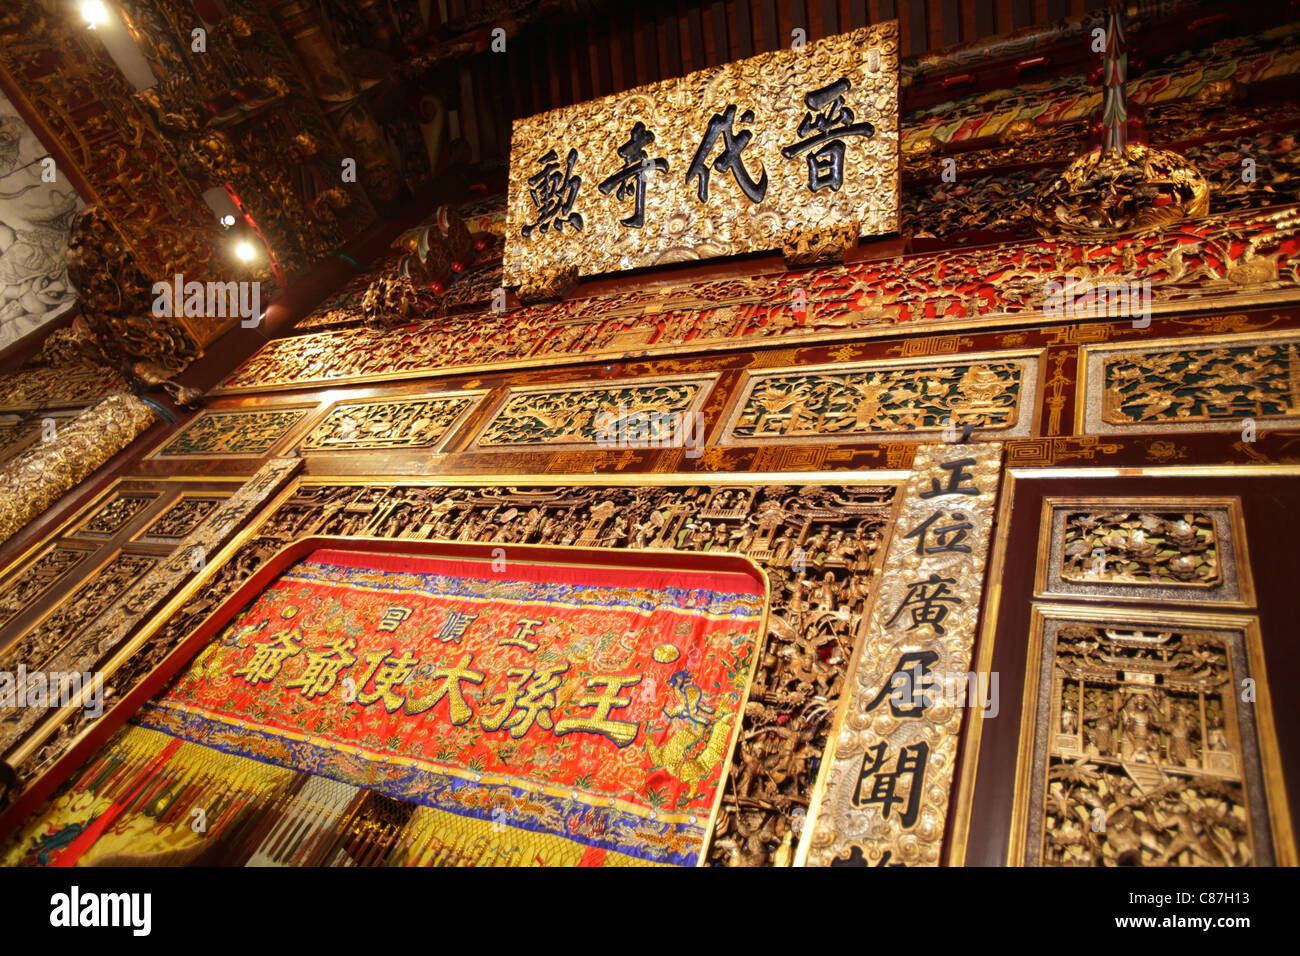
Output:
[[721, 352, 1041, 444], [152, 408, 311, 458], [1081, 332, 1300, 436]]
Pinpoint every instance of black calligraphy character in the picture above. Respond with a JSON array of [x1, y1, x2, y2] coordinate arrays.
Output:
[[851, 741, 929, 828], [685, 104, 768, 204], [903, 510, 973, 555], [597, 121, 668, 228], [884, 573, 961, 634], [863, 650, 940, 718], [521, 148, 583, 237], [780, 78, 875, 192], [918, 457, 979, 499]]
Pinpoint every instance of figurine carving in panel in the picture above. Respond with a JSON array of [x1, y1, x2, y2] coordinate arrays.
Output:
[[1018, 612, 1278, 867], [5, 479, 895, 870]]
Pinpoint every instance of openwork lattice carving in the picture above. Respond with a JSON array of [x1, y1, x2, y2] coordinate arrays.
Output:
[[0, 553, 158, 677], [141, 498, 220, 539], [0, 548, 88, 631], [10, 480, 895, 868], [1021, 615, 1274, 866], [1061, 511, 1221, 588], [154, 408, 309, 458], [74, 495, 155, 537]]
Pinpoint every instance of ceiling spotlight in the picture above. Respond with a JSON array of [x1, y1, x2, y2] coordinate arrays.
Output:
[[234, 241, 257, 262], [220, 214, 237, 228], [81, 0, 109, 28]]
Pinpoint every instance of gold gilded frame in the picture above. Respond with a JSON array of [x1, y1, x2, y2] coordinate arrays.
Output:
[[713, 347, 1046, 446], [946, 465, 1299, 868], [1008, 604, 1287, 867], [1076, 329, 1300, 437], [1034, 496, 1256, 608], [504, 22, 900, 286]]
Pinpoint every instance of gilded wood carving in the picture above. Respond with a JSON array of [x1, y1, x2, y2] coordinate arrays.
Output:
[[473, 378, 714, 449], [139, 498, 221, 540], [0, 547, 89, 632], [1080, 331, 1300, 436], [301, 394, 486, 453], [4, 476, 899, 870], [721, 352, 1041, 444], [505, 23, 899, 290], [153, 408, 310, 458], [217, 206, 1300, 395], [1015, 608, 1278, 866], [803, 443, 1002, 866], [71, 494, 157, 538], [0, 459, 302, 787], [0, 394, 158, 548]]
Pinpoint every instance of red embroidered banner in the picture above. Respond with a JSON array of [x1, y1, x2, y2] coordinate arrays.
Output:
[[136, 547, 766, 865]]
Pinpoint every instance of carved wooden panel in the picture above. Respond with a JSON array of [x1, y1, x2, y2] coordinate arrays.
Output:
[[68, 494, 158, 539], [1013, 606, 1278, 866], [0, 366, 126, 413], [21, 477, 899, 868], [719, 350, 1042, 445], [1036, 498, 1254, 606], [0, 546, 92, 632], [804, 443, 1002, 866], [138, 497, 222, 541], [472, 376, 715, 450], [214, 207, 1300, 395], [300, 393, 487, 453], [0, 460, 302, 774], [150, 408, 312, 458], [1079, 331, 1300, 436], [0, 421, 38, 464], [504, 22, 900, 287], [0, 552, 159, 676]]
